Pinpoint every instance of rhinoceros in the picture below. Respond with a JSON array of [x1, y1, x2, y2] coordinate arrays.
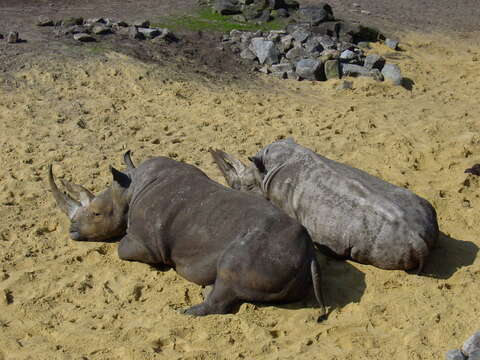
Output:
[[211, 139, 439, 272], [49, 151, 326, 317]]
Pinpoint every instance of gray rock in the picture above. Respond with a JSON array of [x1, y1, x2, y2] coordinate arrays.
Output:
[[271, 62, 294, 78], [73, 33, 95, 42], [287, 70, 299, 80], [316, 35, 336, 50], [285, 46, 308, 61], [129, 26, 145, 40], [232, 14, 247, 22], [370, 68, 384, 81], [115, 21, 129, 27], [258, 65, 270, 74], [296, 4, 334, 25], [36, 16, 54, 26], [364, 54, 385, 70], [304, 38, 323, 55], [445, 349, 466, 360], [337, 80, 353, 90], [241, 32, 254, 43], [257, 9, 272, 23], [85, 17, 105, 25], [62, 25, 88, 35], [215, 0, 242, 14], [274, 8, 289, 17], [138, 27, 161, 39], [240, 48, 257, 60], [381, 63, 402, 85], [341, 63, 374, 78], [324, 59, 340, 80], [133, 20, 150, 28], [385, 38, 399, 50], [462, 331, 480, 357], [470, 350, 480, 360], [266, 32, 281, 42], [279, 34, 294, 52], [340, 49, 356, 61], [92, 24, 111, 35], [6, 31, 19, 44], [229, 29, 243, 43], [62, 17, 84, 27], [250, 38, 280, 65], [291, 28, 311, 43], [296, 58, 321, 80]]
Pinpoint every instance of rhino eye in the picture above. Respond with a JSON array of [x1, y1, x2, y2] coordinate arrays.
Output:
[[93, 212, 102, 217]]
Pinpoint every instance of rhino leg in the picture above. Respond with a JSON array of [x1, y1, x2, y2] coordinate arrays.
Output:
[[184, 280, 239, 316], [118, 234, 158, 264]]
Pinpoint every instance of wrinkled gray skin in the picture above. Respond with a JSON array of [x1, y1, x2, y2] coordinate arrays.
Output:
[[211, 139, 439, 272], [49, 152, 326, 317]]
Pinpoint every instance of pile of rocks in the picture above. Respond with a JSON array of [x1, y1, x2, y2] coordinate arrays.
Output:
[[213, 0, 302, 23], [447, 331, 480, 360], [36, 16, 177, 43], [222, 4, 403, 85]]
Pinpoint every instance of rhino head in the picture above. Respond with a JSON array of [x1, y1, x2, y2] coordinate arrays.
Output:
[[209, 149, 264, 194], [49, 152, 135, 242]]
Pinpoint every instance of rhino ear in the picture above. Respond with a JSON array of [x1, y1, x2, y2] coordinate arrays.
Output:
[[248, 156, 266, 174], [209, 149, 246, 187], [110, 166, 132, 189]]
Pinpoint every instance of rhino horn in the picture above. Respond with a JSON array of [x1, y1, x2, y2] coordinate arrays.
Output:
[[123, 150, 135, 170], [60, 179, 94, 207], [48, 165, 81, 219], [209, 149, 246, 186]]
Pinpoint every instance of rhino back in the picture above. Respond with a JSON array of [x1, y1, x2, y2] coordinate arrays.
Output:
[[262, 143, 438, 268]]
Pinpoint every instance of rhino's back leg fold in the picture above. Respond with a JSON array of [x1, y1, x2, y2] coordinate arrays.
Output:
[[118, 234, 158, 264]]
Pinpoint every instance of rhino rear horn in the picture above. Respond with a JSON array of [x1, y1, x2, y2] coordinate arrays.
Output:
[[60, 179, 94, 207], [209, 149, 246, 187], [48, 165, 81, 219], [123, 150, 135, 170]]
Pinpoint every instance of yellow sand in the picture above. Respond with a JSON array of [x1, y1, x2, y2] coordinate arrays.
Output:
[[1, 31, 480, 359]]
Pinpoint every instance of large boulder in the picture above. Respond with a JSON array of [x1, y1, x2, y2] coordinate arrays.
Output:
[[250, 38, 280, 64], [214, 0, 242, 14], [296, 3, 334, 25], [296, 58, 322, 80]]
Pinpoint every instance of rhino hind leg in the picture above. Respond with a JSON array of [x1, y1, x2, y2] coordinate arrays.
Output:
[[183, 281, 239, 316]]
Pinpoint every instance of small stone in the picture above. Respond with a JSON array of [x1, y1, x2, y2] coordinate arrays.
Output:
[[446, 349, 466, 360], [364, 54, 385, 70], [324, 59, 340, 80], [337, 80, 353, 90], [296, 4, 334, 25], [92, 24, 111, 35], [381, 63, 402, 85], [360, 9, 371, 15], [62, 17, 84, 27], [286, 70, 299, 80], [385, 38, 399, 50], [129, 26, 145, 40], [259, 65, 270, 74], [285, 45, 308, 61], [214, 0, 242, 15], [250, 38, 280, 65], [115, 21, 129, 27], [271, 62, 294, 78], [291, 28, 311, 43], [62, 25, 88, 35], [357, 41, 371, 49], [36, 15, 54, 26], [275, 8, 289, 17], [279, 34, 294, 52], [352, 2, 360, 7], [133, 20, 150, 28], [266, 32, 281, 42], [317, 35, 336, 50], [296, 58, 321, 81], [462, 331, 480, 357], [85, 17, 105, 25], [6, 31, 19, 44], [73, 33, 95, 42], [257, 9, 272, 23], [138, 28, 161, 39], [240, 48, 257, 60], [232, 14, 247, 22], [229, 29, 243, 43], [340, 49, 357, 61]]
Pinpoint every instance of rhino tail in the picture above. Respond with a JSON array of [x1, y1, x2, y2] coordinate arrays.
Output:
[[311, 258, 327, 321]]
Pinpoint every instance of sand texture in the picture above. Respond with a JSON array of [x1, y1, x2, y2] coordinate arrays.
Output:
[[1, 32, 480, 359]]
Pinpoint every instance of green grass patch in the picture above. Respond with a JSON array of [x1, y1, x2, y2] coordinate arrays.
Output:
[[152, 7, 286, 33]]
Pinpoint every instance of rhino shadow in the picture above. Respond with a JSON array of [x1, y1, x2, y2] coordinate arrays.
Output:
[[256, 250, 366, 313], [422, 232, 478, 279]]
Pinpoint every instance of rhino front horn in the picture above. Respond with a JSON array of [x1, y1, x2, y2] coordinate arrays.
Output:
[[48, 165, 81, 219]]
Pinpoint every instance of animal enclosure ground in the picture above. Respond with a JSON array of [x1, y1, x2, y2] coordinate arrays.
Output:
[[1, 1, 480, 359]]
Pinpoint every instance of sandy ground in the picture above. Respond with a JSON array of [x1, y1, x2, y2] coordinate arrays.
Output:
[[1, 22, 480, 360]]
